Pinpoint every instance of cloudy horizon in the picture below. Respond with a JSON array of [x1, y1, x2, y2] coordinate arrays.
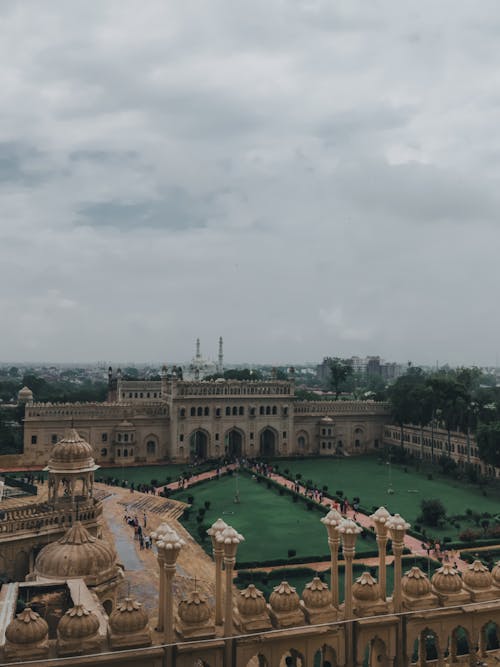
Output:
[[1, 1, 499, 366]]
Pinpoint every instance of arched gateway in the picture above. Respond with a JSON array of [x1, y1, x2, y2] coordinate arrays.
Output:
[[259, 428, 276, 457], [190, 430, 208, 460], [226, 429, 243, 458]]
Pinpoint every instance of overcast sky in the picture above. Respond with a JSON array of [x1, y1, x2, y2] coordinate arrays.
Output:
[[1, 1, 499, 366]]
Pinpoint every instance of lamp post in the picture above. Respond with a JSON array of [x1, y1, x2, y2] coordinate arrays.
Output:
[[321, 507, 343, 607], [338, 518, 362, 667], [155, 527, 185, 645], [207, 518, 228, 625], [150, 524, 174, 632], [386, 513, 410, 613], [216, 525, 244, 638], [370, 506, 391, 601]]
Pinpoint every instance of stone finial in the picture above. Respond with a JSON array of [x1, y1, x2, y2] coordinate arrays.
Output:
[[178, 591, 211, 625], [462, 560, 493, 590], [269, 582, 300, 613], [492, 561, 500, 588], [301, 577, 330, 609], [370, 506, 391, 536], [431, 564, 463, 594], [57, 604, 99, 639], [386, 513, 410, 542], [5, 608, 48, 646], [352, 572, 380, 602], [402, 567, 431, 598], [109, 598, 149, 634], [237, 584, 267, 617]]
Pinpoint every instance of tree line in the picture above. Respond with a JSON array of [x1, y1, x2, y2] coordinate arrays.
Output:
[[387, 366, 500, 468]]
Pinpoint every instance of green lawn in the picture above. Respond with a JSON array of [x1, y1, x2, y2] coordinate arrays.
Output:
[[272, 457, 500, 540], [174, 473, 377, 565]]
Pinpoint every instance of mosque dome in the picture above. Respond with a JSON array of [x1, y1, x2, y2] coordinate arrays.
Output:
[[178, 590, 211, 625], [462, 560, 493, 590], [34, 522, 117, 586], [402, 567, 432, 597], [57, 604, 100, 640], [5, 608, 48, 645], [352, 572, 380, 602], [17, 386, 33, 403], [269, 582, 300, 613], [109, 598, 149, 634], [432, 564, 463, 594], [237, 585, 267, 616], [301, 577, 330, 609], [47, 429, 97, 473]]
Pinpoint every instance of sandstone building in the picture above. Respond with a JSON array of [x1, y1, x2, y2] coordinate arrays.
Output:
[[21, 369, 390, 467]]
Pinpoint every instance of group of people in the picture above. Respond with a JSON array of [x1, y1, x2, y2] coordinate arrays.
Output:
[[124, 511, 153, 550]]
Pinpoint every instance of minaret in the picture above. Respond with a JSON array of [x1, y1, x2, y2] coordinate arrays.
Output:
[[217, 337, 224, 374], [196, 338, 201, 360]]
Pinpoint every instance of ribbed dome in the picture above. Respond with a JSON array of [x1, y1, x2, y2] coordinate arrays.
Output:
[[47, 429, 96, 473], [269, 582, 300, 613], [432, 564, 463, 594], [462, 560, 493, 590], [5, 608, 48, 645], [301, 577, 330, 609], [492, 561, 500, 587], [35, 522, 117, 586], [237, 585, 267, 616], [178, 590, 211, 625], [17, 386, 33, 402], [58, 604, 100, 639], [353, 572, 380, 602], [109, 598, 148, 634], [402, 567, 431, 597]]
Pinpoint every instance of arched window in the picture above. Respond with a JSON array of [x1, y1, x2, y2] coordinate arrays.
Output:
[[232, 406, 238, 416], [147, 441, 156, 455], [123, 449, 128, 457], [239, 406, 244, 415], [266, 406, 271, 415], [180, 408, 186, 418], [123, 433, 129, 442], [101, 448, 107, 457], [117, 449, 121, 457], [197, 407, 203, 417], [190, 407, 196, 417], [117, 434, 122, 442], [259, 406, 265, 415], [226, 407, 231, 416], [204, 407, 209, 416], [272, 405, 277, 415]]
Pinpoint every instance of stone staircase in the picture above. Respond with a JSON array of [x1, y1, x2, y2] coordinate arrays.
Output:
[[117, 495, 187, 521]]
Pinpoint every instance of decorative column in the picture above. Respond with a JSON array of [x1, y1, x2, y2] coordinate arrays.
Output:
[[207, 518, 228, 625], [156, 528, 185, 645], [370, 506, 391, 601], [216, 525, 244, 639], [386, 513, 410, 613], [321, 508, 343, 607], [339, 518, 362, 667]]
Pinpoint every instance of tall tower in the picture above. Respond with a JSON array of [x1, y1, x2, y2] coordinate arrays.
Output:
[[217, 337, 224, 374], [196, 338, 201, 361]]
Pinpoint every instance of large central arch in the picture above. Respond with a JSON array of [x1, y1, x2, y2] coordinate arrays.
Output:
[[225, 428, 243, 458], [189, 429, 209, 461], [259, 428, 277, 457]]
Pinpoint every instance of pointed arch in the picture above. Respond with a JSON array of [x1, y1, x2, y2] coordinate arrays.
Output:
[[259, 427, 278, 457]]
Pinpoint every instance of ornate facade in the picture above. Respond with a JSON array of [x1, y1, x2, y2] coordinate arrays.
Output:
[[21, 371, 390, 466]]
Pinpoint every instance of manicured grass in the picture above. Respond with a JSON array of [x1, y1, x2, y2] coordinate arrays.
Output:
[[175, 474, 377, 564], [272, 456, 500, 540]]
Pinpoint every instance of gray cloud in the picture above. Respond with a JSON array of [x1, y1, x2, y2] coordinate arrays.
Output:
[[0, 0, 499, 365]]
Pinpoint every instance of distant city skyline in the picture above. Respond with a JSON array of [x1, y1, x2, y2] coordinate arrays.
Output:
[[1, 2, 500, 366]]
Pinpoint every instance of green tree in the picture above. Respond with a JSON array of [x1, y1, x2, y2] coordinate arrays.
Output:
[[476, 422, 500, 468], [328, 358, 353, 400], [419, 499, 446, 527]]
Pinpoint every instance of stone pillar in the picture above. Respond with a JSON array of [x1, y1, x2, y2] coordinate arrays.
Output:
[[370, 506, 391, 601], [387, 513, 409, 613], [152, 526, 185, 641], [339, 518, 362, 667], [216, 525, 244, 666], [207, 518, 228, 625], [321, 508, 342, 608]]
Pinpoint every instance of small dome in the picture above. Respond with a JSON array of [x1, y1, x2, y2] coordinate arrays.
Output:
[[492, 561, 500, 587], [17, 386, 33, 403], [5, 608, 48, 645], [402, 567, 431, 597], [301, 577, 330, 609], [35, 522, 117, 586], [463, 560, 492, 590], [237, 585, 267, 616], [178, 590, 211, 625], [47, 429, 96, 473], [58, 604, 100, 640], [432, 564, 463, 594], [269, 582, 300, 613], [109, 598, 148, 634], [353, 572, 380, 602]]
